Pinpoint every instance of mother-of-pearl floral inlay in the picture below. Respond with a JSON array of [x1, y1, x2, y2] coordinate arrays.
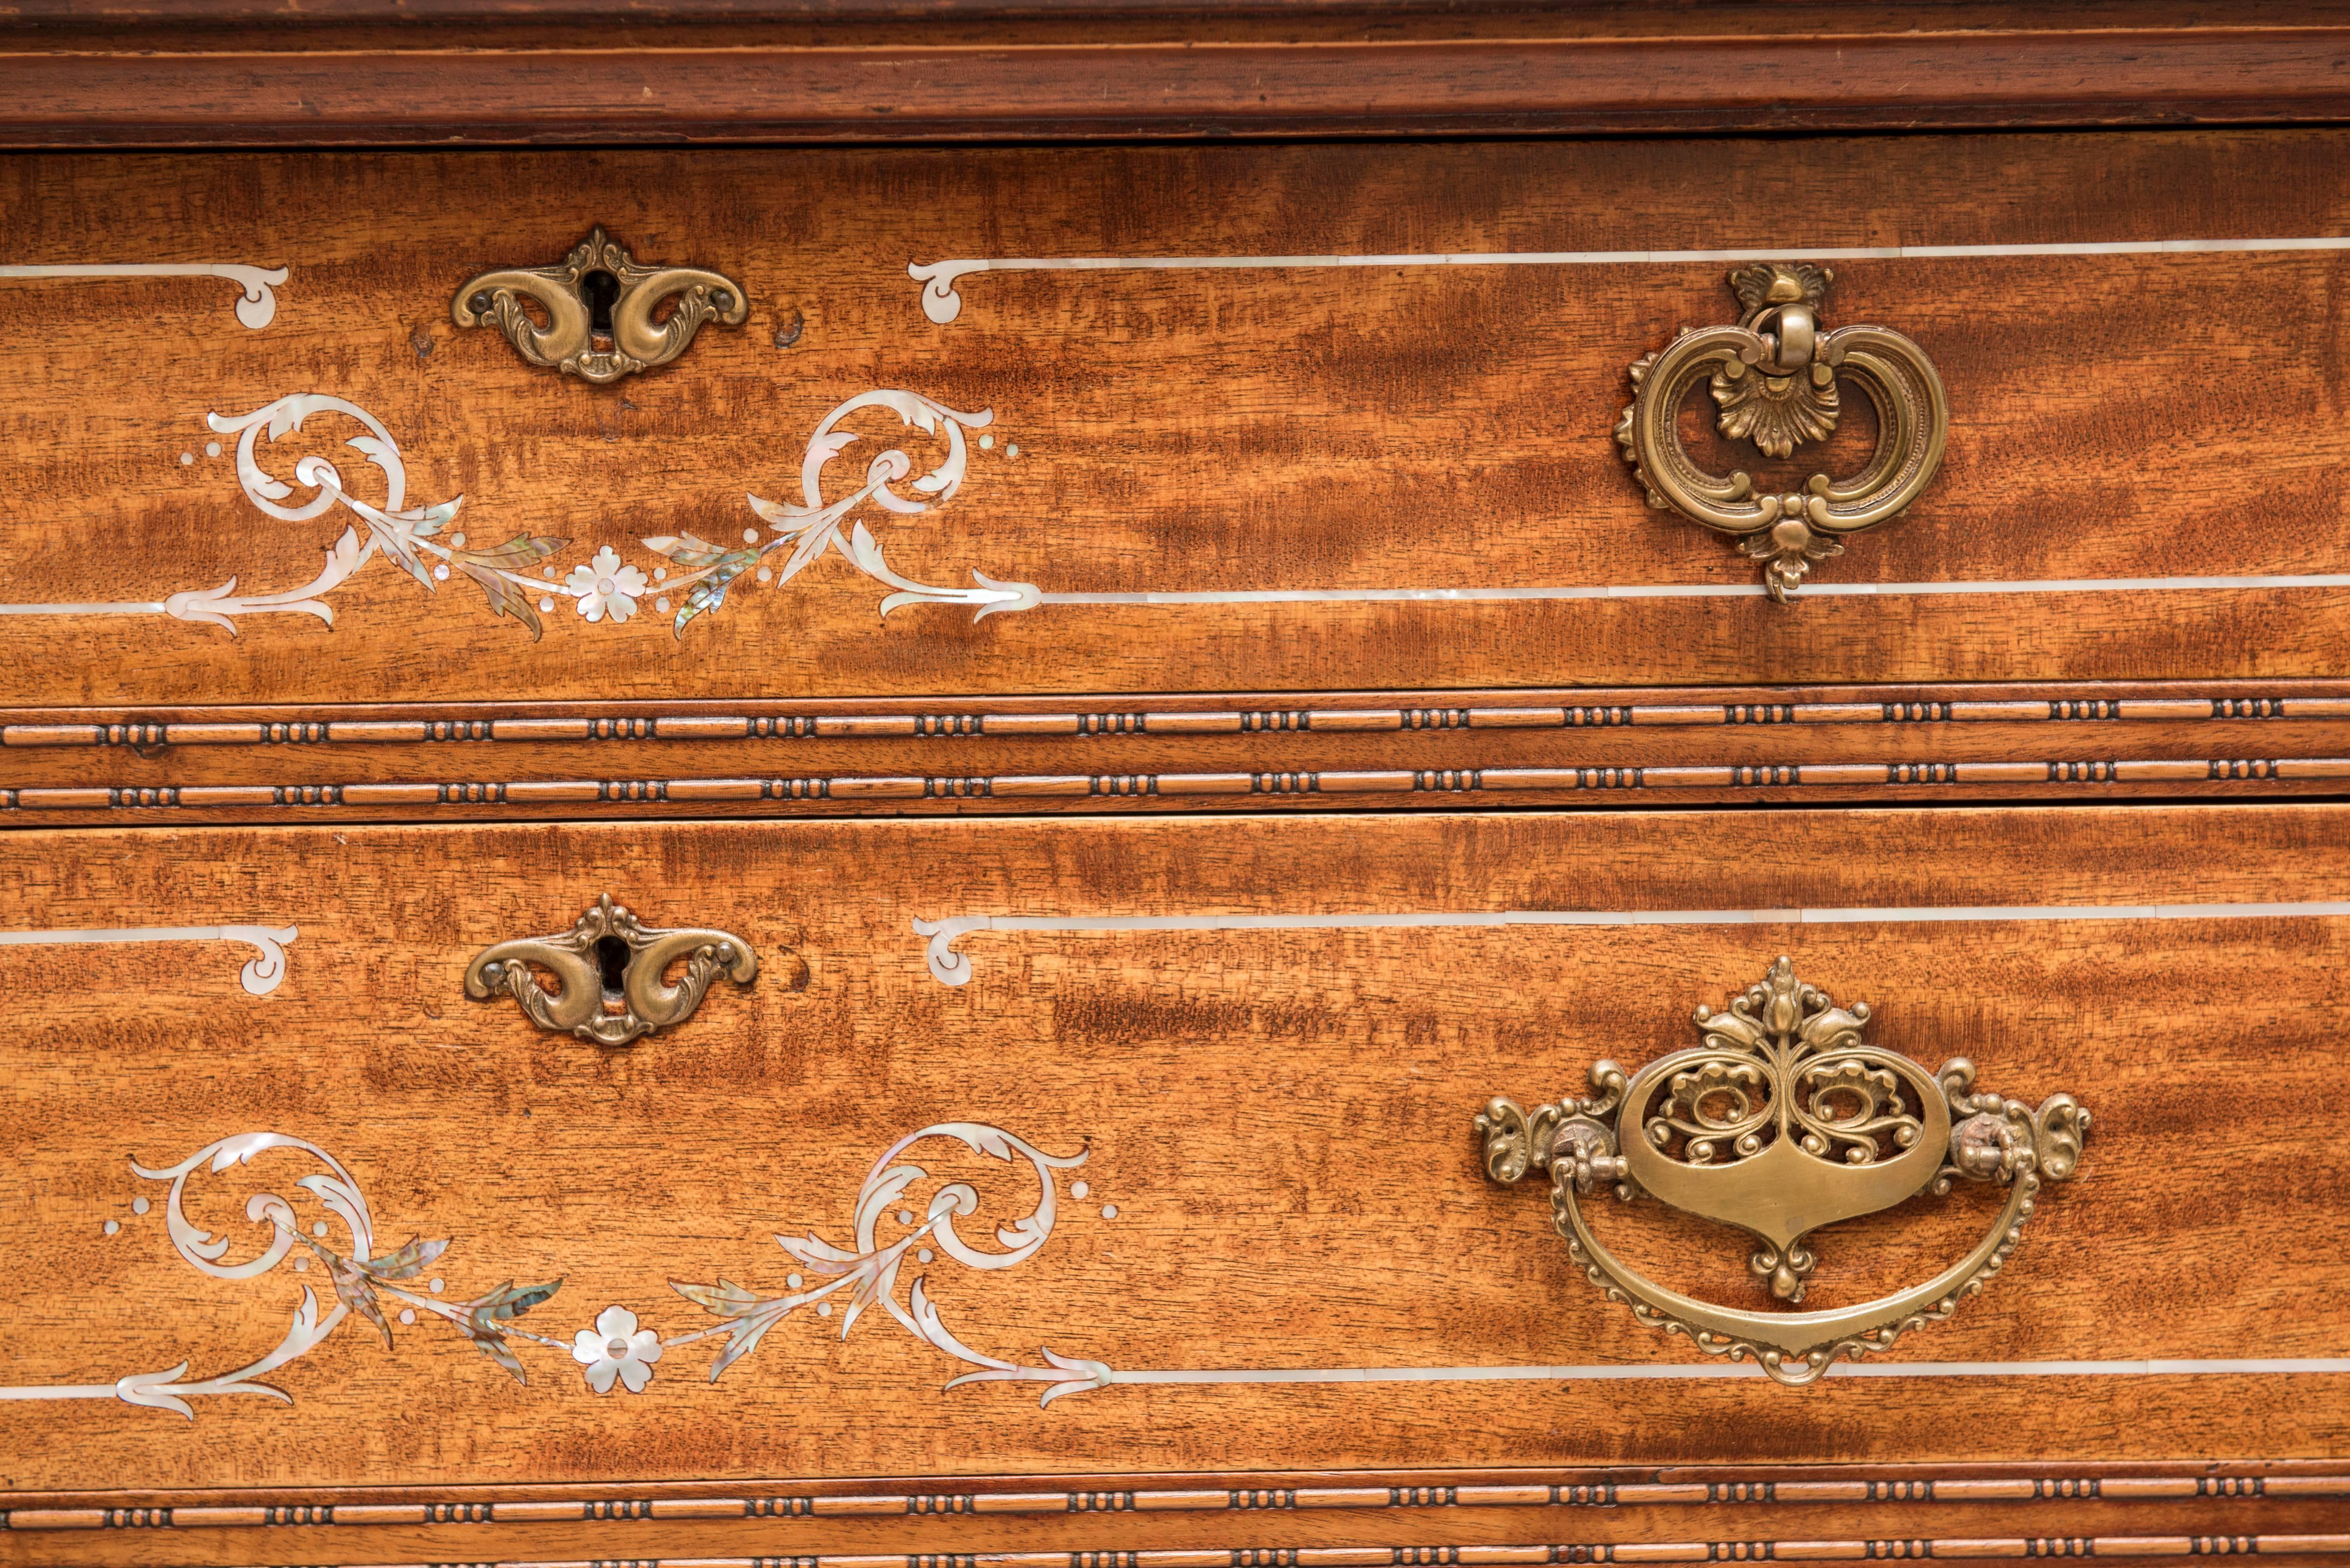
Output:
[[0, 395, 634, 638], [0, 1133, 564, 1418], [577, 1122, 1112, 1405], [643, 389, 1038, 635]]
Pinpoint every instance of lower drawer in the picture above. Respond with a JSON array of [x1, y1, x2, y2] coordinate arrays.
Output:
[[2, 806, 2345, 1562]]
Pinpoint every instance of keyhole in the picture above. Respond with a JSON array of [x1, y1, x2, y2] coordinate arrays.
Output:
[[595, 934, 630, 1000], [581, 269, 620, 334]]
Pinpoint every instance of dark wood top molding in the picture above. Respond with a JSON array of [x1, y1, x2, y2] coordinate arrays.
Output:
[[0, 12, 2346, 145]]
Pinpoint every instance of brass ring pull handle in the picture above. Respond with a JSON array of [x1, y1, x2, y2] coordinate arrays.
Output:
[[1477, 958, 2086, 1385], [465, 893, 759, 1046], [452, 227, 749, 385], [1614, 264, 1950, 601]]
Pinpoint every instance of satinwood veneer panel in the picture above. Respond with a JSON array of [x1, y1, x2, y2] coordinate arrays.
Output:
[[7, 132, 2350, 706], [1, 804, 2343, 1498]]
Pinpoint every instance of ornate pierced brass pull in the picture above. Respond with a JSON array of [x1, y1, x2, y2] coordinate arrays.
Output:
[[1477, 957, 2085, 1385], [464, 894, 758, 1046], [1615, 264, 1949, 601], [451, 227, 748, 385]]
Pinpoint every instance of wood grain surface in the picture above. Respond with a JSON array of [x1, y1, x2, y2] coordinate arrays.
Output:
[[4, 804, 2346, 1510], [8, 133, 2350, 708]]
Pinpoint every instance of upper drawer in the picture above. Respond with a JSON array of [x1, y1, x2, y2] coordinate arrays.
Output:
[[5, 130, 2350, 707]]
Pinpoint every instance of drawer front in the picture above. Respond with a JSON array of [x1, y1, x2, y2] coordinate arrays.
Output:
[[2, 805, 2345, 1559], [4, 131, 2350, 715]]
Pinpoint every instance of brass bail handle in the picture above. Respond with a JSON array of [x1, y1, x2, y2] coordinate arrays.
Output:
[[1614, 263, 1950, 601], [465, 893, 760, 1047], [1476, 958, 2087, 1386]]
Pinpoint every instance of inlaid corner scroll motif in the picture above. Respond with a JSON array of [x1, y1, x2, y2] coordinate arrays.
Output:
[[1478, 957, 2087, 1385], [453, 227, 748, 385], [0, 1134, 564, 1418], [0, 921, 296, 995], [465, 893, 759, 1046], [1615, 264, 1950, 601], [0, 262, 287, 328]]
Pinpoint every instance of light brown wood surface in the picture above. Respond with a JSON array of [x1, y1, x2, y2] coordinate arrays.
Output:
[[4, 804, 2345, 1516], [8, 132, 2350, 709]]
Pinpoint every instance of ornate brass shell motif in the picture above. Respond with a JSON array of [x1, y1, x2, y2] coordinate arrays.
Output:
[[1477, 958, 2086, 1385], [451, 228, 748, 385], [464, 894, 759, 1046], [1614, 263, 1950, 601]]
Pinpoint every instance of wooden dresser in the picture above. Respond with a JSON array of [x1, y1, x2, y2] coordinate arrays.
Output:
[[3, 4, 2347, 1564]]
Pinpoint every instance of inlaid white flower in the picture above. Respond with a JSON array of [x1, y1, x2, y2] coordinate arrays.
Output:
[[564, 547, 648, 624], [571, 1304, 662, 1393]]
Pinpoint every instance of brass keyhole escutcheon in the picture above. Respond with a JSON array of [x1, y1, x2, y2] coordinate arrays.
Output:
[[451, 227, 749, 385], [465, 894, 761, 1047]]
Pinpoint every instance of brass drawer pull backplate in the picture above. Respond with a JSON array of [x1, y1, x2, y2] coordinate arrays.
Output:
[[1478, 957, 2086, 1384], [465, 893, 758, 1045], [1616, 264, 1950, 600], [452, 227, 748, 385]]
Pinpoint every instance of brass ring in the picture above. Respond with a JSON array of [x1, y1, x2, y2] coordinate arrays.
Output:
[[1614, 264, 1950, 601]]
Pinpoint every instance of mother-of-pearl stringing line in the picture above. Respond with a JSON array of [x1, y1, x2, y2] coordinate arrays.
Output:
[[0, 264, 286, 329], [898, 894, 2350, 1398], [907, 235, 2350, 324], [0, 923, 296, 995], [914, 899, 2350, 986]]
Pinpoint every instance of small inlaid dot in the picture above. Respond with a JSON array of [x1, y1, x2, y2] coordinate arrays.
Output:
[[102, 1218, 119, 1235], [312, 1221, 329, 1237], [786, 1272, 803, 1290], [978, 433, 994, 449], [655, 597, 670, 613], [1070, 1180, 1089, 1199], [743, 528, 759, 543], [817, 1301, 833, 1317], [399, 1308, 417, 1325], [543, 566, 558, 580], [1006, 444, 1021, 457], [178, 451, 194, 465], [450, 532, 466, 547], [653, 566, 667, 581], [432, 564, 450, 581], [429, 1277, 444, 1293], [539, 597, 555, 613], [756, 567, 773, 583], [131, 1196, 150, 1215], [293, 1255, 310, 1271], [1100, 1204, 1117, 1219], [917, 1248, 935, 1263], [204, 441, 221, 458], [895, 1209, 914, 1226]]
